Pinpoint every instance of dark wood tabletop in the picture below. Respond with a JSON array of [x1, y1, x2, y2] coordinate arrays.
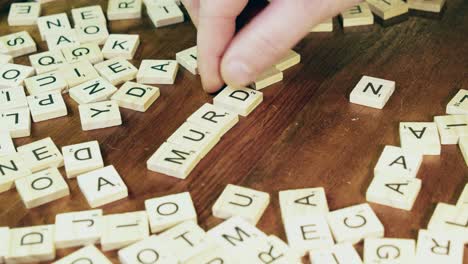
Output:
[[0, 0, 467, 262]]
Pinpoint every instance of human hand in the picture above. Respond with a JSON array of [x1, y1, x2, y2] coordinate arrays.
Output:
[[182, 0, 361, 93]]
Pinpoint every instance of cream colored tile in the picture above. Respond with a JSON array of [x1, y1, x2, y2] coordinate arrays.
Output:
[[459, 136, 468, 167], [456, 184, 468, 208], [102, 34, 140, 60], [251, 66, 283, 90], [0, 31, 37, 58], [350, 75, 395, 109], [0, 54, 13, 65], [310, 18, 333, 32], [111, 81, 160, 112], [0, 63, 35, 89], [159, 221, 206, 262], [77, 165, 128, 208], [166, 122, 220, 158], [17, 137, 64, 173], [146, 142, 201, 179], [72, 5, 106, 26], [434, 115, 468, 145], [101, 211, 149, 251], [367, 0, 408, 20], [62, 140, 104, 178], [366, 175, 421, 210], [239, 235, 302, 264], [37, 13, 72, 40], [118, 235, 177, 264], [364, 238, 415, 264], [8, 3, 41, 26], [53, 245, 111, 264], [0, 131, 16, 157], [6, 225, 55, 263], [29, 50, 66, 74], [147, 4, 184, 27], [416, 229, 464, 263], [45, 30, 79, 50], [94, 58, 138, 86], [427, 203, 468, 243], [62, 42, 104, 65], [279, 187, 329, 223], [374, 145, 422, 178], [309, 243, 362, 264], [446, 89, 468, 114], [0, 86, 28, 111], [176, 46, 198, 75], [0, 153, 31, 193], [137, 59, 178, 84], [0, 227, 9, 263], [0, 107, 31, 138], [54, 209, 103, 248], [24, 71, 68, 95], [107, 0, 142, 20], [274, 50, 301, 71], [187, 103, 239, 137], [78, 100, 122, 131], [341, 3, 374, 27], [75, 22, 109, 46], [27, 91, 67, 122], [59, 61, 100, 88], [145, 192, 197, 233], [212, 184, 270, 225], [70, 77, 117, 105], [213, 86, 263, 116], [408, 0, 445, 12], [327, 203, 384, 245], [400, 122, 441, 155], [184, 244, 240, 264]]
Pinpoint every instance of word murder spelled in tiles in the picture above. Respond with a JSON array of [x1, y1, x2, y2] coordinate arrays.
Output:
[[166, 121, 219, 158], [147, 142, 201, 179], [213, 86, 263, 116]]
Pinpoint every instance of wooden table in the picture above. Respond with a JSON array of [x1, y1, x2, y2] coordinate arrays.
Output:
[[0, 0, 467, 262]]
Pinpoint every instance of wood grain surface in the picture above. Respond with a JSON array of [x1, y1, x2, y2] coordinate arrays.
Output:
[[0, 0, 467, 262]]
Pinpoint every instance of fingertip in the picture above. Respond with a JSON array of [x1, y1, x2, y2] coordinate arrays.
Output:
[[220, 57, 256, 88], [201, 74, 224, 93]]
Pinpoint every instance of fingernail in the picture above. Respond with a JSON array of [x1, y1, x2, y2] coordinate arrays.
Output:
[[222, 59, 255, 87]]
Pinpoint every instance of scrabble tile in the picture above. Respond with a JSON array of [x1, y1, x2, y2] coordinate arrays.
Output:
[[27, 91, 68, 122], [309, 243, 362, 264], [0, 227, 9, 263], [366, 175, 421, 210], [78, 100, 122, 131], [0, 107, 31, 138], [0, 86, 28, 111], [167, 122, 219, 158], [101, 211, 149, 251], [55, 209, 104, 248], [62, 141, 104, 178], [400, 122, 441, 155], [427, 203, 468, 243], [274, 50, 301, 71], [8, 2, 41, 26], [251, 66, 283, 90], [184, 244, 240, 264], [146, 142, 201, 179], [408, 0, 446, 13], [147, 4, 184, 27], [94, 58, 138, 86], [0, 63, 35, 89], [207, 216, 267, 250], [70, 77, 117, 105], [279, 187, 329, 223], [17, 137, 64, 173], [0, 31, 37, 58], [29, 50, 66, 74], [187, 103, 239, 137], [341, 3, 374, 27], [71, 5, 106, 25], [59, 61, 100, 88], [0, 54, 13, 65], [434, 115, 468, 145], [374, 145, 423, 178], [212, 184, 270, 225], [367, 0, 408, 20], [137, 59, 179, 84], [144, 0, 182, 6], [459, 136, 468, 166], [349, 76, 395, 109], [456, 184, 468, 208], [0, 153, 31, 193], [110, 81, 160, 112], [446, 89, 468, 114], [118, 235, 178, 264], [0, 131, 16, 156], [327, 203, 384, 245], [239, 235, 302, 264], [62, 43, 104, 65], [284, 215, 334, 256], [6, 225, 55, 263], [15, 167, 69, 209], [176, 46, 198, 75], [77, 165, 128, 208], [45, 30, 79, 50], [213, 86, 263, 116], [310, 18, 333, 32], [102, 34, 140, 60], [364, 238, 415, 263], [107, 0, 143, 20], [415, 229, 464, 263], [37, 13, 72, 41], [159, 221, 207, 262], [24, 71, 68, 95], [53, 245, 111, 264], [145, 192, 197, 233], [75, 22, 110, 46]]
